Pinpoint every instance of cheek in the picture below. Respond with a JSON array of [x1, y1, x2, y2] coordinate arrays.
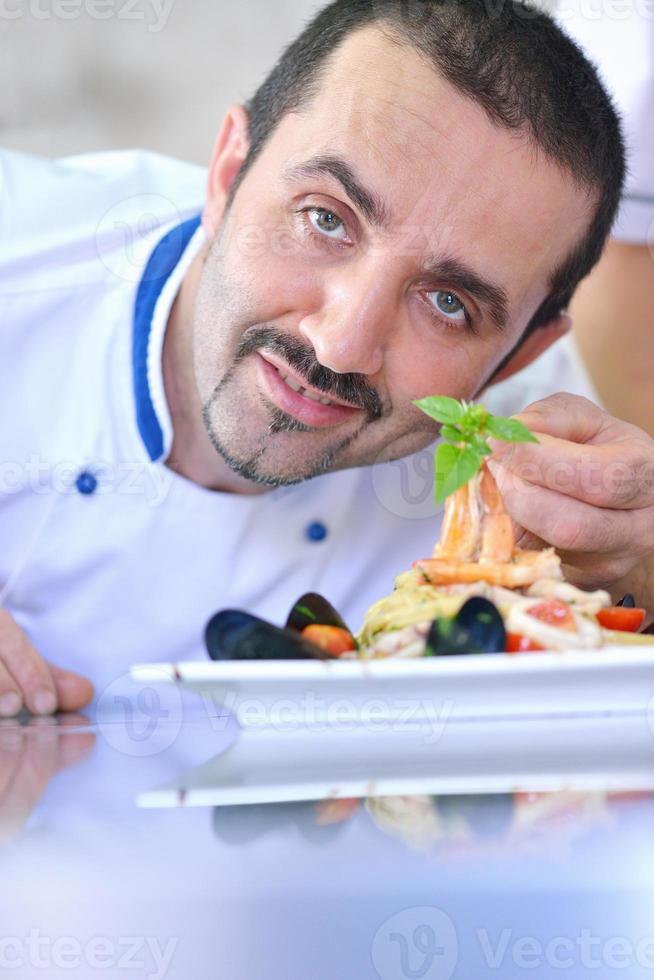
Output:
[[384, 332, 494, 409], [221, 203, 320, 320]]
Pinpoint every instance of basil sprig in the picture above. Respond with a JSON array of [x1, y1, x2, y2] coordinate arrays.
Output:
[[414, 396, 538, 505]]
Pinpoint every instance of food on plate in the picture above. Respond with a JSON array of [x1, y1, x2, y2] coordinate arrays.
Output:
[[205, 609, 334, 662], [356, 398, 649, 657], [205, 398, 651, 662]]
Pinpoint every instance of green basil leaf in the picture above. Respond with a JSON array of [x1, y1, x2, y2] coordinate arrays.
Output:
[[484, 416, 539, 444], [414, 396, 465, 426], [470, 434, 492, 456], [434, 443, 482, 505], [440, 424, 463, 443]]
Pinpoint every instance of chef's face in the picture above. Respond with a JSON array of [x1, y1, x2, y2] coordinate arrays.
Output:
[[194, 25, 593, 487]]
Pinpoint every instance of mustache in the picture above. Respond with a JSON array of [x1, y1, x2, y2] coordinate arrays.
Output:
[[235, 326, 384, 422]]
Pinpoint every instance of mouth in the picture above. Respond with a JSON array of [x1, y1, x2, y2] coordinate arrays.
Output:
[[256, 352, 363, 428]]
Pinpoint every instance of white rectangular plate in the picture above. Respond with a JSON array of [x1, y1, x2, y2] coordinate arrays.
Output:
[[131, 646, 654, 730], [138, 714, 654, 808]]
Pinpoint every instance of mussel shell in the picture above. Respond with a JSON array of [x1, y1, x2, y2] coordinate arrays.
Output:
[[205, 610, 330, 662], [617, 593, 636, 608], [456, 596, 506, 653], [425, 597, 506, 657], [285, 592, 350, 634]]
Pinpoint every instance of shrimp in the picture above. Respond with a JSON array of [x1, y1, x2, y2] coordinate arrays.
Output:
[[417, 462, 563, 589]]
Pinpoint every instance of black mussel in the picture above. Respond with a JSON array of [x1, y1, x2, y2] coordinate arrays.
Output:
[[425, 597, 506, 657], [456, 596, 507, 652], [285, 592, 351, 634], [205, 610, 331, 662], [617, 593, 636, 608]]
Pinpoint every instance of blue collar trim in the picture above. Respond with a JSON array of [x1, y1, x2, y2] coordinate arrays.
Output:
[[132, 215, 202, 461]]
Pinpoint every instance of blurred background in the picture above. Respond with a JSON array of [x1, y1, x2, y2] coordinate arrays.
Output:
[[0, 0, 326, 165], [0, 0, 572, 168]]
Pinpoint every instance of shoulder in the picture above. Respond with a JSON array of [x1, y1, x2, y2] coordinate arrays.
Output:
[[0, 148, 206, 285]]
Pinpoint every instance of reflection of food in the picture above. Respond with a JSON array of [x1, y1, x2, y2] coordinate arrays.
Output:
[[314, 797, 360, 825], [357, 463, 648, 657], [208, 791, 651, 857], [365, 791, 615, 858], [366, 796, 447, 851]]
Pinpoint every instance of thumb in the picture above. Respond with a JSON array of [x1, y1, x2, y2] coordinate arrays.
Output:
[[47, 663, 95, 713], [513, 526, 548, 551]]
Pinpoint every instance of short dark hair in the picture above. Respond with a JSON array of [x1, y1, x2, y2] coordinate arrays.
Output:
[[233, 0, 625, 335]]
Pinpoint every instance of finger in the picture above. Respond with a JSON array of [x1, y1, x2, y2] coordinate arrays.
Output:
[[509, 392, 609, 442], [488, 434, 654, 511], [489, 461, 654, 557], [0, 659, 23, 719], [0, 611, 57, 716], [511, 524, 622, 586], [47, 664, 95, 714]]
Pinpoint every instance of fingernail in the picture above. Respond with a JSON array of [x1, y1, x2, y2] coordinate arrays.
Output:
[[0, 691, 22, 717], [33, 688, 57, 715]]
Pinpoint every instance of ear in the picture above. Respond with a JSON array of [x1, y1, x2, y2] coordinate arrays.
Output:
[[202, 104, 250, 240], [484, 313, 572, 388]]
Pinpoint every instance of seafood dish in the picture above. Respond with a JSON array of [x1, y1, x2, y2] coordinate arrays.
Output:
[[205, 400, 651, 662]]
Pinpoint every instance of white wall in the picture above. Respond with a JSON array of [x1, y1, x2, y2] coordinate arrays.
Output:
[[0, 0, 323, 164]]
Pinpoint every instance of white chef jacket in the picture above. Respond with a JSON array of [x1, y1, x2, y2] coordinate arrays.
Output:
[[0, 148, 596, 695], [558, 1, 654, 244]]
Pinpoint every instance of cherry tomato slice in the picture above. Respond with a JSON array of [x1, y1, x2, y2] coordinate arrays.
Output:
[[301, 624, 356, 656], [506, 633, 545, 654], [597, 606, 646, 632], [526, 599, 576, 631]]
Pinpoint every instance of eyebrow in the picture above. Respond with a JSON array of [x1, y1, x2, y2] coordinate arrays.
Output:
[[283, 155, 510, 332], [282, 154, 391, 229], [422, 257, 509, 332]]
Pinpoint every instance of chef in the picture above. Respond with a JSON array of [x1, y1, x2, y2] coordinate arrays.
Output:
[[1, 0, 652, 717]]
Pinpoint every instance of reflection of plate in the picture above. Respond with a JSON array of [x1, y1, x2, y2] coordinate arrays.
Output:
[[137, 713, 654, 809], [131, 647, 654, 729]]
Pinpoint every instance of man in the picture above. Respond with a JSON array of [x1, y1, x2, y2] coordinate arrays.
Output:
[[1, 0, 652, 718]]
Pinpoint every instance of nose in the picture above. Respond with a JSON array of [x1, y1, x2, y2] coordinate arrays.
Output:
[[298, 265, 395, 376]]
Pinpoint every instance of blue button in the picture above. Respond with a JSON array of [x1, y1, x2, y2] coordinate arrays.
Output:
[[306, 521, 328, 543], [76, 471, 98, 496]]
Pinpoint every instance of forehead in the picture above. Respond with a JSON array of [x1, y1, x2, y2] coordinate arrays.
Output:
[[260, 24, 594, 327]]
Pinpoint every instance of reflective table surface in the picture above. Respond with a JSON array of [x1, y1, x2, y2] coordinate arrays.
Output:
[[2, 679, 654, 980]]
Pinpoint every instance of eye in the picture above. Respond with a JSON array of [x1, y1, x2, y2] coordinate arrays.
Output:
[[426, 290, 469, 324], [306, 207, 349, 242]]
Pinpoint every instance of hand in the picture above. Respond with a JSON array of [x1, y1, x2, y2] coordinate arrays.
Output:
[[0, 610, 94, 717], [0, 715, 95, 843], [487, 393, 654, 593]]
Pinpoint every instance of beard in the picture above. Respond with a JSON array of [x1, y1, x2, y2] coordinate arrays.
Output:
[[197, 319, 386, 488]]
